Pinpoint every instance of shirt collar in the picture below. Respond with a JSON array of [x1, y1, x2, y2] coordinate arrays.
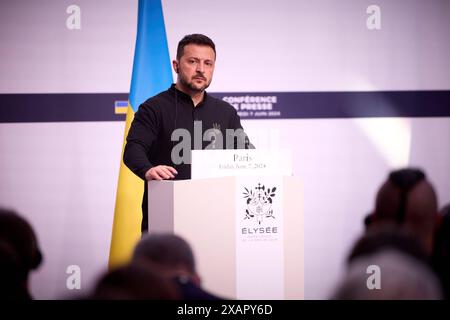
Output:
[[170, 83, 208, 107]]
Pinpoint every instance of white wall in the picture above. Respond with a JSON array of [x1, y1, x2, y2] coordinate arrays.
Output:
[[0, 122, 125, 298], [0, 0, 449, 299]]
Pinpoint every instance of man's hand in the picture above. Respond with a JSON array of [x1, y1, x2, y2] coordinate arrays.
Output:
[[145, 165, 178, 181]]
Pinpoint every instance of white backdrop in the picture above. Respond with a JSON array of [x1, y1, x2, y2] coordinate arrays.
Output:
[[0, 0, 449, 299]]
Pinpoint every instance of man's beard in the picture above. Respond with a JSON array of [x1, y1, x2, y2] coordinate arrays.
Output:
[[179, 73, 210, 93]]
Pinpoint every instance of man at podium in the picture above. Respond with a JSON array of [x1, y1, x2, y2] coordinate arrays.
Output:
[[124, 34, 253, 232]]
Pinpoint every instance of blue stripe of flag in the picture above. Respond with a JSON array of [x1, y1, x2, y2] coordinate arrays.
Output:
[[129, 0, 173, 112]]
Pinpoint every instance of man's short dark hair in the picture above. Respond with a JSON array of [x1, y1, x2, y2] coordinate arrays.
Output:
[[0, 208, 42, 278], [91, 263, 180, 300], [176, 34, 216, 60], [133, 234, 196, 273]]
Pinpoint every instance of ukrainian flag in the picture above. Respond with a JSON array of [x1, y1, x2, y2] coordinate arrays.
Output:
[[109, 0, 173, 268]]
